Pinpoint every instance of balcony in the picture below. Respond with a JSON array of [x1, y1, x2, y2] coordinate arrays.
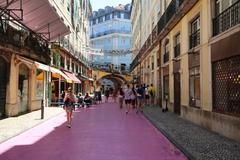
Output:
[[0, 19, 50, 63], [163, 52, 169, 63], [174, 44, 180, 58], [213, 1, 240, 36], [157, 0, 185, 34], [189, 29, 200, 49]]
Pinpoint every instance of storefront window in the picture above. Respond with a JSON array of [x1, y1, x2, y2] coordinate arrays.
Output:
[[189, 66, 200, 107], [163, 75, 169, 100]]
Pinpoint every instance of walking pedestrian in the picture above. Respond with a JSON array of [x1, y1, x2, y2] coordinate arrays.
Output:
[[149, 84, 156, 106], [118, 87, 124, 109], [124, 84, 132, 114], [145, 85, 150, 106], [136, 85, 144, 113], [112, 88, 117, 103], [64, 87, 76, 128], [104, 88, 110, 103], [131, 86, 137, 109]]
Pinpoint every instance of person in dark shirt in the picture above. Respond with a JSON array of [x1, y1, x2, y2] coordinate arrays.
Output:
[[136, 85, 144, 113]]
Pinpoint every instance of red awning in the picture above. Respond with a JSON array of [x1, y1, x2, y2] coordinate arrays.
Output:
[[63, 71, 81, 84], [0, 0, 70, 41]]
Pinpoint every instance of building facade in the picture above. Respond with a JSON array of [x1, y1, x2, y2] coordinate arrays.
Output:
[[50, 0, 93, 102], [0, 0, 93, 118], [130, 0, 240, 142], [131, 0, 161, 103], [89, 4, 132, 73], [0, 0, 70, 118]]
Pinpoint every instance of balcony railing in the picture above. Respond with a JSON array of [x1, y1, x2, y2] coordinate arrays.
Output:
[[213, 0, 240, 36], [158, 0, 184, 34], [163, 52, 169, 63], [174, 44, 180, 58], [0, 18, 50, 61], [189, 29, 200, 49]]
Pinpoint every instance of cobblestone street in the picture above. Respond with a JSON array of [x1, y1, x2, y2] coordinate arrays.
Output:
[[143, 106, 240, 160]]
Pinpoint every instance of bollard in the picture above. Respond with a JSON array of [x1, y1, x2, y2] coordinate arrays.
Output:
[[41, 99, 44, 119]]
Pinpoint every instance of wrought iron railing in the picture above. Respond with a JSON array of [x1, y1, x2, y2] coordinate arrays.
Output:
[[189, 29, 200, 49], [163, 52, 169, 63], [213, 1, 240, 36], [158, 0, 184, 34], [0, 18, 50, 57], [174, 44, 180, 58]]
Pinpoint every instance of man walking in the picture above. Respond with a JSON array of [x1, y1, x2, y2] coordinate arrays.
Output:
[[148, 84, 156, 107]]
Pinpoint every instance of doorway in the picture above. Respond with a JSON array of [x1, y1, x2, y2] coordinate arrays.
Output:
[[0, 57, 8, 118], [174, 73, 181, 114], [18, 64, 29, 113]]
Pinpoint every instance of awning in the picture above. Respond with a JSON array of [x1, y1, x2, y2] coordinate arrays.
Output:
[[50, 67, 72, 83], [34, 62, 50, 71], [36, 72, 44, 80], [79, 75, 89, 80], [1, 0, 70, 41], [62, 71, 81, 84], [88, 78, 94, 81]]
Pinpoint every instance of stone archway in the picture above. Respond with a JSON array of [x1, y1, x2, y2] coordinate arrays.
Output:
[[99, 74, 127, 87]]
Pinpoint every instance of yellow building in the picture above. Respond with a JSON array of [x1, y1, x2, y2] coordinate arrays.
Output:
[[130, 0, 240, 142]]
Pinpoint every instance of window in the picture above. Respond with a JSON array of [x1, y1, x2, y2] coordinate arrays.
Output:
[[174, 33, 181, 57], [213, 0, 240, 36], [124, 13, 129, 19], [105, 14, 110, 21], [67, 3, 70, 12], [215, 0, 238, 15], [163, 40, 169, 63], [98, 16, 103, 23], [190, 16, 200, 49], [114, 12, 121, 18], [93, 19, 96, 25], [151, 56, 154, 70], [191, 17, 200, 34], [60, 56, 64, 68], [67, 60, 70, 70], [76, 64, 79, 73], [72, 62, 74, 72], [189, 66, 200, 107], [163, 75, 169, 100]]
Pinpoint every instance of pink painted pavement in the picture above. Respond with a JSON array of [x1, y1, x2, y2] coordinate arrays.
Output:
[[0, 103, 187, 160]]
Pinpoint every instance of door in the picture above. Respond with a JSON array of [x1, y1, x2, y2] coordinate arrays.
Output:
[[174, 73, 181, 114], [18, 64, 29, 113], [0, 57, 7, 118]]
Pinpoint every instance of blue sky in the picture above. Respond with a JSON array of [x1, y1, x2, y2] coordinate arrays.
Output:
[[90, 0, 131, 11]]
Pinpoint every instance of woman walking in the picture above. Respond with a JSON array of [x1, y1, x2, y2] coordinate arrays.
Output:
[[118, 87, 124, 109], [64, 87, 76, 128], [124, 84, 132, 114], [131, 86, 137, 109]]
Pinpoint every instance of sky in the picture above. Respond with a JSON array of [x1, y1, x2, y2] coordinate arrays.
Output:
[[90, 0, 131, 11]]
